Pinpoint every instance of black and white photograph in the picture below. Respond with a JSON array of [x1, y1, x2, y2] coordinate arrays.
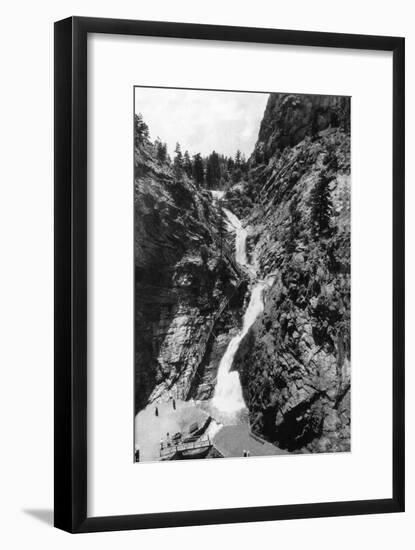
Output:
[[134, 87, 351, 462], [0, 1, 408, 543]]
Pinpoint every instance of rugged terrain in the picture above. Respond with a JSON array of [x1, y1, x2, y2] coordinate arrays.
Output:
[[231, 93, 351, 452], [135, 93, 351, 455], [134, 134, 240, 413]]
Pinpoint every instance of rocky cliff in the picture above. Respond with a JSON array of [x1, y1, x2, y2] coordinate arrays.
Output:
[[134, 135, 239, 413], [232, 93, 351, 452]]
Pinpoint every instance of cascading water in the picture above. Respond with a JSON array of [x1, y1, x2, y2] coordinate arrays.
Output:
[[211, 190, 248, 268], [212, 282, 267, 415], [209, 190, 270, 418], [210, 190, 225, 201], [223, 208, 248, 267]]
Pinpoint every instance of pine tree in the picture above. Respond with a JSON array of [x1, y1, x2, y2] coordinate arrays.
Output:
[[183, 150, 193, 177], [192, 153, 204, 186], [134, 113, 149, 145], [310, 171, 334, 237], [205, 151, 221, 189], [161, 143, 168, 162], [231, 150, 244, 183], [155, 138, 168, 163], [205, 162, 212, 189], [173, 142, 183, 176], [218, 155, 231, 187]]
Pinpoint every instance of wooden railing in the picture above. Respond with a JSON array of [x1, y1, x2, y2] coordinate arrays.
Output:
[[160, 436, 211, 459]]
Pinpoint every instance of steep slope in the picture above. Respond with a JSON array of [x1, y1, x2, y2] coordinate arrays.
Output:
[[134, 133, 239, 413], [232, 93, 351, 453]]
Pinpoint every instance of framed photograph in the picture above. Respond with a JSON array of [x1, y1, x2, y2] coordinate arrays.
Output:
[[54, 16, 405, 533]]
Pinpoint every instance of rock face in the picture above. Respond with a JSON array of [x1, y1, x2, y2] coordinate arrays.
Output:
[[222, 183, 253, 219], [254, 93, 350, 162], [134, 135, 239, 413], [188, 286, 246, 400], [135, 92, 351, 455], [233, 93, 351, 453]]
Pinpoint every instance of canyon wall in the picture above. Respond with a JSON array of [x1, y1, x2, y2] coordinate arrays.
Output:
[[232, 93, 351, 452], [135, 93, 351, 454], [134, 132, 238, 413]]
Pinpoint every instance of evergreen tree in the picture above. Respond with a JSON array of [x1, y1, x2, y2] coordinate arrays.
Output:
[[154, 137, 161, 153], [134, 113, 149, 145], [155, 138, 168, 163], [183, 150, 193, 177], [161, 143, 168, 162], [173, 142, 183, 176], [205, 151, 221, 189], [218, 155, 230, 187], [192, 153, 204, 186], [310, 171, 334, 237], [231, 149, 244, 183], [205, 162, 213, 189]]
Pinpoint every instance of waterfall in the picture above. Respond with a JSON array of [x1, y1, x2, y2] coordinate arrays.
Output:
[[210, 189, 249, 267], [223, 208, 248, 266], [210, 189, 225, 201], [212, 282, 267, 414], [209, 191, 268, 417]]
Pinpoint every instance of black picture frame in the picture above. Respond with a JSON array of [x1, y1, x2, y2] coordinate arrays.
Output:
[[54, 16, 405, 533]]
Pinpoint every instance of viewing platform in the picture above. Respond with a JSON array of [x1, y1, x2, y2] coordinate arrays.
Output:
[[135, 398, 286, 462], [160, 435, 212, 460]]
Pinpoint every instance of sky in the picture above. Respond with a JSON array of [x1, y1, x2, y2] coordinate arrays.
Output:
[[134, 87, 269, 159]]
